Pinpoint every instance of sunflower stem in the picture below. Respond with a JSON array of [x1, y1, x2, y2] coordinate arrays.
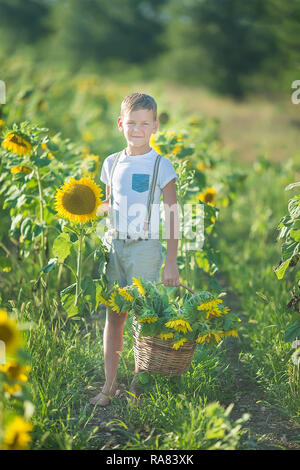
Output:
[[75, 227, 84, 307], [35, 166, 48, 311]]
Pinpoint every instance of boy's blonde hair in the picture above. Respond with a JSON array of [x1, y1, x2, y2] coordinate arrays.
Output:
[[121, 93, 157, 121]]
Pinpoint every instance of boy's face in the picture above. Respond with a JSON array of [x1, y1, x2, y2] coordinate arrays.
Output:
[[118, 108, 159, 150]]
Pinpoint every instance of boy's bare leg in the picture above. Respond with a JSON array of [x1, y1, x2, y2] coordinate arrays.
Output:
[[89, 308, 128, 406]]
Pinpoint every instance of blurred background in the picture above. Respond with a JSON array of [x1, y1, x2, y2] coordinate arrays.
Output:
[[1, 0, 300, 163]]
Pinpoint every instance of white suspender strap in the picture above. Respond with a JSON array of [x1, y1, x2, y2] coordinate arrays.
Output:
[[108, 151, 122, 228], [143, 154, 162, 238]]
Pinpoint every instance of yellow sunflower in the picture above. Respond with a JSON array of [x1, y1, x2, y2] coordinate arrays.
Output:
[[4, 383, 22, 395], [0, 360, 30, 382], [118, 288, 134, 302], [55, 176, 103, 224], [132, 277, 146, 295], [172, 338, 187, 350], [10, 165, 32, 175], [159, 332, 174, 340], [197, 299, 223, 311], [219, 330, 238, 338], [198, 187, 217, 206], [98, 294, 110, 307], [150, 134, 161, 154], [108, 292, 121, 314], [41, 143, 54, 160], [0, 309, 22, 355], [2, 417, 33, 450], [205, 308, 223, 320], [196, 162, 209, 171], [165, 318, 192, 334], [138, 316, 158, 324], [196, 332, 222, 344], [1, 132, 32, 156]]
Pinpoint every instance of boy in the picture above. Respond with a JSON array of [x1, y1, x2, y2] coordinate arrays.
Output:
[[90, 93, 179, 406]]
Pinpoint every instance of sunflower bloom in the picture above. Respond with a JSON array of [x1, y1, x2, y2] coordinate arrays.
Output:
[[98, 294, 110, 306], [132, 277, 146, 295], [165, 318, 192, 334], [150, 134, 161, 154], [55, 176, 103, 224], [41, 143, 54, 160], [197, 162, 209, 171], [82, 154, 100, 177], [196, 332, 222, 344], [197, 299, 223, 311], [171, 144, 183, 155], [118, 288, 134, 302], [2, 417, 33, 450], [108, 292, 121, 314], [138, 316, 158, 324], [0, 360, 30, 382], [205, 308, 223, 320], [221, 330, 238, 338], [159, 332, 174, 340], [2, 133, 32, 156], [172, 338, 187, 350], [10, 165, 32, 175], [4, 383, 22, 395], [0, 309, 22, 355], [198, 187, 217, 206]]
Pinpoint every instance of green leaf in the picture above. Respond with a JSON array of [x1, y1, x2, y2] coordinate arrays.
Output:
[[290, 230, 300, 242], [10, 214, 23, 232], [39, 258, 58, 274], [32, 223, 45, 240], [53, 232, 72, 262], [284, 321, 300, 343], [61, 292, 78, 318], [60, 283, 76, 297], [20, 217, 32, 241], [273, 259, 291, 280], [81, 276, 96, 306]]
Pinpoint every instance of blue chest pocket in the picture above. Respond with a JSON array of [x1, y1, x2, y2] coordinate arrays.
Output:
[[132, 173, 150, 193]]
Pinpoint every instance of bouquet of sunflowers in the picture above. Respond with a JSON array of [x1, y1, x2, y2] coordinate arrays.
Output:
[[99, 277, 240, 350]]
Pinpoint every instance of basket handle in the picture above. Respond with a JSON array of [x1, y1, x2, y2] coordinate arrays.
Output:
[[156, 281, 196, 295]]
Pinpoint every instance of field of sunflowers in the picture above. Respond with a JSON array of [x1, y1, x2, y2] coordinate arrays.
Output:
[[0, 55, 300, 450]]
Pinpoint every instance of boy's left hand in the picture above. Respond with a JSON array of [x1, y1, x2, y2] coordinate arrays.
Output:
[[162, 261, 180, 287]]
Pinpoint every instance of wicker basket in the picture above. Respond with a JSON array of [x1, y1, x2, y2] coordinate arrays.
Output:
[[132, 282, 197, 377]]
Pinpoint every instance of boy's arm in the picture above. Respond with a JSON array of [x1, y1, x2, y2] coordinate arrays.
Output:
[[101, 185, 110, 214], [161, 178, 180, 286]]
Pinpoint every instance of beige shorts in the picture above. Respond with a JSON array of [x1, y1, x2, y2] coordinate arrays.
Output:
[[104, 236, 164, 291]]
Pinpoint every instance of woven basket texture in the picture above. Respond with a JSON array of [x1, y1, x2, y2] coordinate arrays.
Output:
[[132, 315, 196, 376]]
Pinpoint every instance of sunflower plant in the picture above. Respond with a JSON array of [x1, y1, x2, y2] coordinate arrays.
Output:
[[104, 277, 240, 350], [0, 308, 34, 450], [274, 181, 300, 349], [51, 175, 108, 317]]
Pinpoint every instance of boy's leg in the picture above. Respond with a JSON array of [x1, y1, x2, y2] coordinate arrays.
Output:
[[89, 307, 128, 405], [90, 239, 128, 406], [125, 238, 164, 403]]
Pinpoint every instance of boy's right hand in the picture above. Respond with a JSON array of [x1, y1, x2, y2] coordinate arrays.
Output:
[[100, 198, 109, 215]]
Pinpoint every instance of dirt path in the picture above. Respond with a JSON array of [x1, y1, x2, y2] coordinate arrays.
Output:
[[215, 272, 300, 450]]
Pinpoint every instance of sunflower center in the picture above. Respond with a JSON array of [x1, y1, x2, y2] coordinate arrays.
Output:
[[205, 193, 214, 202], [0, 324, 13, 344], [9, 135, 28, 148], [62, 184, 96, 215]]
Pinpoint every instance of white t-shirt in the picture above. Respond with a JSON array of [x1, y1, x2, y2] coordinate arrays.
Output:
[[100, 147, 177, 238]]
